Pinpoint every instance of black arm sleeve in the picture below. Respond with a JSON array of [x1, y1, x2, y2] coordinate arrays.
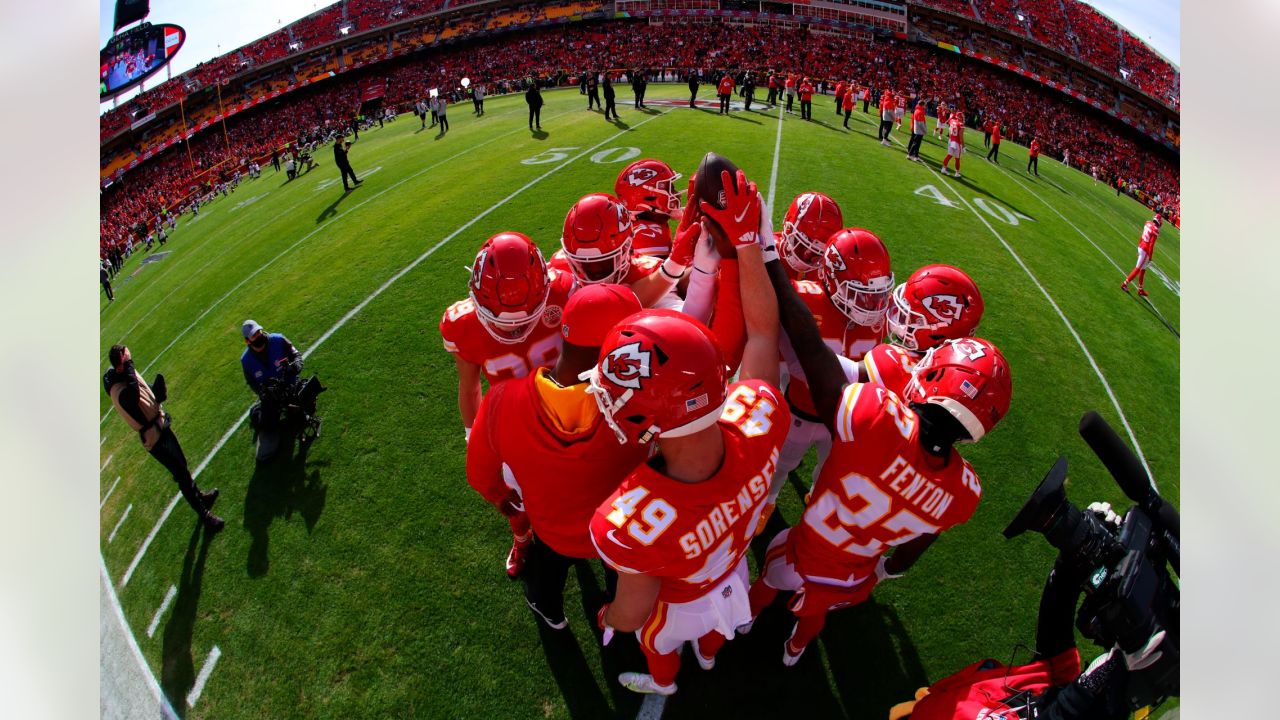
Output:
[[765, 259, 847, 432], [1035, 561, 1085, 659]]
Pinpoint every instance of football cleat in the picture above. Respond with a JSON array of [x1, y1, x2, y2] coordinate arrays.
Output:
[[199, 488, 219, 509], [506, 535, 531, 578], [1138, 288, 1149, 297], [619, 673, 677, 696], [782, 625, 806, 666], [1120, 282, 1129, 292]]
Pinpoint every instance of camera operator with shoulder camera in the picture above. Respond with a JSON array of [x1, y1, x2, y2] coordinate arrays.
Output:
[[241, 320, 325, 463], [892, 413, 1179, 720]]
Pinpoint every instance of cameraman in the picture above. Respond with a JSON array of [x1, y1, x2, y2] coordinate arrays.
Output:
[[896, 503, 1171, 720], [241, 320, 303, 463]]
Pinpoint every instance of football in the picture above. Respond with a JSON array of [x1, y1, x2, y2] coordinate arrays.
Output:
[[693, 151, 741, 211]]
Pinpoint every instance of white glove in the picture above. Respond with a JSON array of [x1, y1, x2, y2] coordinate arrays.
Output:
[[756, 193, 779, 263], [875, 556, 903, 582], [1087, 501, 1121, 529]]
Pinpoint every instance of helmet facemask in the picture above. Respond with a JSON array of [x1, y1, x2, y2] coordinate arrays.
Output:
[[471, 289, 548, 345], [563, 237, 633, 285], [829, 273, 895, 328], [886, 284, 928, 351], [780, 219, 825, 273]]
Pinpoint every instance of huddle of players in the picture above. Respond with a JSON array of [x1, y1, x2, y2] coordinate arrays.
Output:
[[439, 156, 1013, 697]]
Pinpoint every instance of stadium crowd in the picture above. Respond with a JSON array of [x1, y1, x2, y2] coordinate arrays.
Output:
[[913, 0, 1177, 104], [100, 20, 1179, 264]]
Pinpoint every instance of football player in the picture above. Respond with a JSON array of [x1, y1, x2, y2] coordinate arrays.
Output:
[[862, 264, 985, 397], [467, 283, 650, 629], [941, 111, 965, 178], [614, 158, 683, 257], [1120, 214, 1162, 297], [552, 192, 688, 310], [776, 192, 844, 282], [590, 169, 789, 696], [440, 231, 573, 577], [763, 228, 894, 519], [751, 250, 1012, 665]]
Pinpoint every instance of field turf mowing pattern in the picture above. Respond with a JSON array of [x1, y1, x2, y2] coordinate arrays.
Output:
[[99, 86, 1179, 719]]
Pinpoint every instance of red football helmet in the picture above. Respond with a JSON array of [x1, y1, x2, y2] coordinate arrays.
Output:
[[780, 192, 844, 273], [583, 309, 728, 444], [903, 337, 1012, 442], [1152, 214, 1163, 227], [561, 193, 634, 285], [886, 264, 984, 352], [818, 228, 894, 328], [614, 159, 682, 217], [468, 232, 550, 344]]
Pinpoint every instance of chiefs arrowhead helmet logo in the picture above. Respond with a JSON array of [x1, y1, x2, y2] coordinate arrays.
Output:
[[823, 244, 847, 273], [601, 341, 651, 390], [614, 200, 633, 233], [922, 294, 963, 322], [626, 167, 658, 187]]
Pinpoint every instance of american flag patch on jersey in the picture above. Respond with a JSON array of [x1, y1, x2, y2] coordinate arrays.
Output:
[[686, 393, 710, 412], [960, 380, 979, 399]]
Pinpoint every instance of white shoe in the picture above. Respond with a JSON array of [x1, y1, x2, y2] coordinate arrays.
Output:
[[953, 172, 962, 179], [782, 625, 806, 667], [525, 600, 567, 630], [940, 168, 950, 176], [619, 672, 677, 696], [693, 644, 716, 671]]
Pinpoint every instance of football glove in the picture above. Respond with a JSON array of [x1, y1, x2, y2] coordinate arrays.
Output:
[[661, 223, 702, 280], [699, 169, 760, 248]]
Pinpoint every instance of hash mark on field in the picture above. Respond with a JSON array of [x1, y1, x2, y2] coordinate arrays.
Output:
[[229, 194, 266, 212], [895, 134, 1157, 485], [108, 504, 133, 544], [120, 109, 667, 584], [146, 585, 178, 638], [101, 454, 114, 472], [101, 476, 121, 509], [186, 645, 222, 707], [101, 435, 108, 446]]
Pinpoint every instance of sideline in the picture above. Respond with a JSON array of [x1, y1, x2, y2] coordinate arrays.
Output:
[[100, 557, 179, 719]]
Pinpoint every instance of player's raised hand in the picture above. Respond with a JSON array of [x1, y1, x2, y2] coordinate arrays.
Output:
[[699, 169, 760, 248], [676, 172, 700, 232]]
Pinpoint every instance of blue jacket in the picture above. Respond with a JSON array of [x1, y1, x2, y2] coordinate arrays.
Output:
[[241, 333, 300, 395]]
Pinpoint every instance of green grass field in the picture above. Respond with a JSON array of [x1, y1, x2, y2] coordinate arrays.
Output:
[[99, 85, 1179, 719]]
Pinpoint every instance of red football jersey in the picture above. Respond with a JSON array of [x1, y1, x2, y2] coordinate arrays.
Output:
[[861, 342, 921, 397], [467, 370, 650, 558], [631, 216, 673, 256], [788, 383, 982, 585], [549, 249, 661, 288], [718, 76, 735, 95], [1139, 221, 1159, 254], [785, 280, 882, 418], [439, 267, 573, 385], [949, 118, 964, 144], [591, 380, 791, 603]]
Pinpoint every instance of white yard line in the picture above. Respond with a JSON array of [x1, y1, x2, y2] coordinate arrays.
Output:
[[117, 110, 670, 587], [896, 135, 1157, 485], [146, 585, 179, 639], [132, 107, 581, 379], [186, 645, 222, 707], [100, 557, 179, 719], [766, 103, 785, 212], [108, 504, 133, 544], [101, 454, 113, 472], [101, 476, 122, 509], [991, 164, 1126, 275]]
